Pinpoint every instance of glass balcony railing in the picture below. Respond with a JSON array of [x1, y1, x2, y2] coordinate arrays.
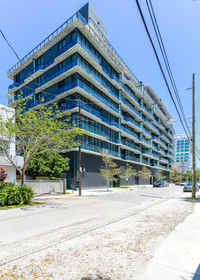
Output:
[[81, 122, 120, 144], [143, 126, 151, 136], [123, 116, 141, 129], [142, 138, 152, 146], [121, 140, 140, 151], [8, 80, 24, 91], [61, 101, 120, 129], [125, 155, 140, 162], [121, 98, 142, 118], [121, 126, 140, 140], [142, 158, 149, 165], [81, 142, 120, 158], [77, 80, 119, 113], [59, 79, 119, 114], [77, 59, 119, 100]]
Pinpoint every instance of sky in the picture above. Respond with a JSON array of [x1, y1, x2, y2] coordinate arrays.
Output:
[[0, 0, 199, 167]]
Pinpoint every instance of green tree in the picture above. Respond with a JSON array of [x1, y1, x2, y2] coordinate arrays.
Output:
[[27, 151, 69, 179], [120, 163, 137, 187], [196, 169, 200, 182], [0, 97, 83, 185], [170, 167, 181, 183], [182, 171, 192, 182], [100, 152, 121, 191], [138, 166, 151, 186]]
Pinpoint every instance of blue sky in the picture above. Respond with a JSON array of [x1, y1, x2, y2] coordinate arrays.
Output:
[[0, 0, 199, 167]]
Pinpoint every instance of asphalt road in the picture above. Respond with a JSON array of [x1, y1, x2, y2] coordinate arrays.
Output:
[[0, 185, 183, 247]]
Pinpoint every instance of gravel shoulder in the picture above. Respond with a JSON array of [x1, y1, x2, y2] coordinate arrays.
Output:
[[0, 194, 194, 280]]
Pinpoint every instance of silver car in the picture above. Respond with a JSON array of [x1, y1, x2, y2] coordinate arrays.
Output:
[[183, 183, 199, 192]]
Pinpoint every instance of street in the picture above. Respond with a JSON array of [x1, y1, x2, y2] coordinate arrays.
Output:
[[0, 185, 194, 279]]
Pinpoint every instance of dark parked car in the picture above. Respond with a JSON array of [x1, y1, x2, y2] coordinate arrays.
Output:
[[175, 181, 181, 185], [153, 180, 165, 187], [183, 183, 199, 192]]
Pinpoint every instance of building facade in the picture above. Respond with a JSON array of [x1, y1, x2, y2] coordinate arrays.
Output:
[[174, 134, 192, 173], [0, 104, 22, 182], [7, 3, 175, 187]]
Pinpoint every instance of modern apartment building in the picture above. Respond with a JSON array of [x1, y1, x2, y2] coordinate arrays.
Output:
[[7, 3, 175, 187], [174, 134, 192, 173]]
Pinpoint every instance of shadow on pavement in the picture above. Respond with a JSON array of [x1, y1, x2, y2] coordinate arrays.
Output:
[[81, 275, 111, 280], [140, 194, 164, 199], [20, 202, 69, 211]]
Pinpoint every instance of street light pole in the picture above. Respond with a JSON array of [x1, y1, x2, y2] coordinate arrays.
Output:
[[192, 73, 196, 198]]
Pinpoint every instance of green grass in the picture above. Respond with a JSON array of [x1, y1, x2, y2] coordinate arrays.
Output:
[[0, 201, 44, 210], [113, 186, 131, 189]]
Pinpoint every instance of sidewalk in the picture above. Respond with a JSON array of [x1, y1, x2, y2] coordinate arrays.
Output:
[[139, 200, 200, 280], [34, 184, 153, 200]]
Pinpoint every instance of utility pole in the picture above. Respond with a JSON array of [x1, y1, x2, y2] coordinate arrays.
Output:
[[192, 73, 196, 198], [78, 98, 82, 196]]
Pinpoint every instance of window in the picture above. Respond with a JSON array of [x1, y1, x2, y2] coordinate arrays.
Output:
[[71, 31, 76, 41], [37, 75, 43, 84], [58, 80, 65, 89], [36, 56, 43, 67], [58, 61, 65, 70], [15, 73, 20, 83], [58, 39, 66, 51]]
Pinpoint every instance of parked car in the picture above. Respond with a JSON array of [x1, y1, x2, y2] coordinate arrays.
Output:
[[164, 181, 169, 187], [183, 183, 199, 192], [175, 181, 181, 185], [153, 180, 165, 187], [180, 181, 187, 186]]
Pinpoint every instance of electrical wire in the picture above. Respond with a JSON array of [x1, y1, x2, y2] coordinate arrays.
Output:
[[134, 0, 200, 160], [146, 0, 200, 161], [145, 0, 192, 139]]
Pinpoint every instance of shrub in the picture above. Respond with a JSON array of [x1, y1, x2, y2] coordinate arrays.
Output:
[[0, 182, 16, 190], [0, 184, 34, 206]]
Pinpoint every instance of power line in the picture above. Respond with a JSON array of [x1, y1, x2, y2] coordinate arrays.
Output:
[[134, 0, 199, 159], [145, 0, 191, 139], [145, 0, 200, 161]]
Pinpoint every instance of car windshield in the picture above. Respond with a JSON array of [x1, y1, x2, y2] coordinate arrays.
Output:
[[155, 180, 162, 183], [186, 183, 192, 186]]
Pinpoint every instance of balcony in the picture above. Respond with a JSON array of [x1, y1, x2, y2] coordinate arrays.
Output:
[[77, 80, 119, 113], [8, 80, 24, 91], [81, 122, 120, 144], [77, 59, 119, 100], [121, 98, 142, 119], [121, 140, 141, 152], [64, 101, 120, 129], [125, 155, 140, 162], [123, 116, 141, 129], [121, 126, 140, 140], [81, 142, 120, 158], [142, 158, 149, 165], [143, 126, 151, 137]]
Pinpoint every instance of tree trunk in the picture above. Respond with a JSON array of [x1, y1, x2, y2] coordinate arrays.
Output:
[[21, 171, 25, 186]]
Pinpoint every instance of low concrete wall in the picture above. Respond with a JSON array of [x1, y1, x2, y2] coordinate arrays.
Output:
[[17, 180, 65, 196]]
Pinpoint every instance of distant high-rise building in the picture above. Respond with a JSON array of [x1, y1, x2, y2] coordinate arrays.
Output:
[[174, 134, 192, 173], [7, 3, 175, 187]]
